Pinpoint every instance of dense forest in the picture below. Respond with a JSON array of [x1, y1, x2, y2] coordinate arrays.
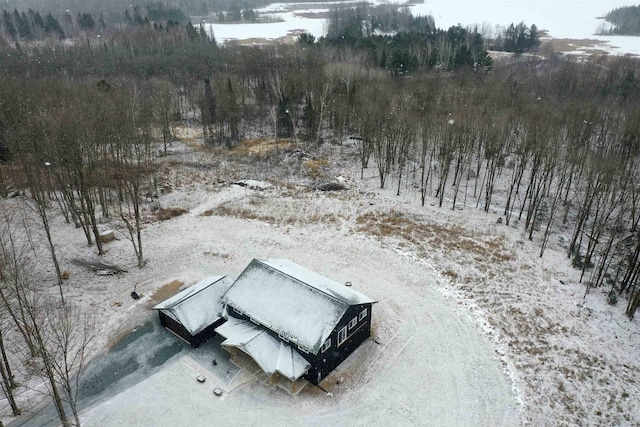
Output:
[[0, 0, 270, 20], [600, 5, 640, 35], [0, 0, 337, 24], [0, 2, 640, 425]]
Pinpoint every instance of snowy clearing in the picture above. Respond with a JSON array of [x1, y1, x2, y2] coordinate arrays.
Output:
[[74, 189, 520, 426], [4, 138, 640, 426]]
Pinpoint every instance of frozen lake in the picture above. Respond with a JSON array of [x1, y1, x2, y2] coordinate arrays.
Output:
[[412, 0, 640, 55], [206, 0, 640, 55]]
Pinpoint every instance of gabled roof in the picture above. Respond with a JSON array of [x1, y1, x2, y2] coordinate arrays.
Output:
[[216, 317, 310, 381], [222, 259, 375, 355], [152, 275, 232, 336]]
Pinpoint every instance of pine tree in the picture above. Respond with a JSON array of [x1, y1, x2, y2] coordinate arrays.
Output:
[[529, 24, 541, 50], [242, 9, 256, 22], [186, 21, 198, 40], [229, 4, 241, 22], [3, 10, 17, 41], [198, 24, 209, 42], [13, 9, 31, 40], [33, 11, 45, 31], [44, 12, 65, 39], [78, 13, 95, 30]]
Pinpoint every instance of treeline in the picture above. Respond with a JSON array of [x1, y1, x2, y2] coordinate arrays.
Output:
[[0, 3, 206, 43], [214, 5, 258, 23], [0, 24, 218, 80], [0, 0, 337, 22], [0, 1, 254, 32], [321, 4, 492, 73], [491, 22, 541, 54], [1, 8, 71, 41], [319, 5, 539, 73], [601, 5, 640, 35], [0, 0, 263, 20]]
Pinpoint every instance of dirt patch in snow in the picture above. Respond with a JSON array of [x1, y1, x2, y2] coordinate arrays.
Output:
[[147, 280, 185, 307]]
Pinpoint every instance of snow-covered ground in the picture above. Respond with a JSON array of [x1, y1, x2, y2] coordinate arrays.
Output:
[[4, 137, 640, 426], [206, 0, 640, 56], [77, 209, 520, 426]]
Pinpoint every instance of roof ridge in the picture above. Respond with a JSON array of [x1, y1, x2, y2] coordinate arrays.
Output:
[[179, 275, 226, 303], [256, 259, 348, 306]]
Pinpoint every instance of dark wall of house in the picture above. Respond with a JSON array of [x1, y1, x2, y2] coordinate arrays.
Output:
[[195, 318, 227, 346], [303, 303, 373, 385], [158, 311, 224, 348]]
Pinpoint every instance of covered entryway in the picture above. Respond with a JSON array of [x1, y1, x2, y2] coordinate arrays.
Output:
[[216, 318, 310, 394]]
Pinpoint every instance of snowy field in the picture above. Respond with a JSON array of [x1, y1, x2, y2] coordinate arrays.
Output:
[[206, 0, 640, 56], [4, 135, 639, 426]]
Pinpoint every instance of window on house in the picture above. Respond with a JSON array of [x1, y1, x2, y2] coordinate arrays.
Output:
[[359, 308, 367, 321], [338, 326, 347, 346], [348, 317, 357, 329], [321, 338, 331, 352]]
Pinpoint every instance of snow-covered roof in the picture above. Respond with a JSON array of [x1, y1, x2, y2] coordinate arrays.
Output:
[[222, 259, 375, 354], [216, 317, 310, 381], [152, 276, 232, 336]]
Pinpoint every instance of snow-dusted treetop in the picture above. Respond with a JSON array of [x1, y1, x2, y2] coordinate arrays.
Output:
[[152, 275, 233, 336], [223, 259, 376, 354]]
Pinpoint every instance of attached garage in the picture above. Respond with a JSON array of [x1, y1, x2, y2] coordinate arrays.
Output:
[[152, 275, 232, 347]]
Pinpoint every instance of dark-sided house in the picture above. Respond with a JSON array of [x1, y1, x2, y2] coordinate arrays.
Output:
[[152, 275, 232, 347], [216, 259, 376, 393]]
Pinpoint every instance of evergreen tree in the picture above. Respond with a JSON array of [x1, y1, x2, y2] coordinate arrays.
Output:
[[198, 24, 209, 42], [78, 13, 95, 30], [3, 10, 17, 41], [229, 4, 242, 21], [14, 9, 31, 40], [501, 22, 539, 54], [242, 9, 256, 22], [186, 21, 198, 40], [44, 13, 65, 39], [33, 11, 45, 31], [166, 19, 179, 30], [277, 96, 293, 138], [298, 33, 315, 45], [529, 24, 541, 50]]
